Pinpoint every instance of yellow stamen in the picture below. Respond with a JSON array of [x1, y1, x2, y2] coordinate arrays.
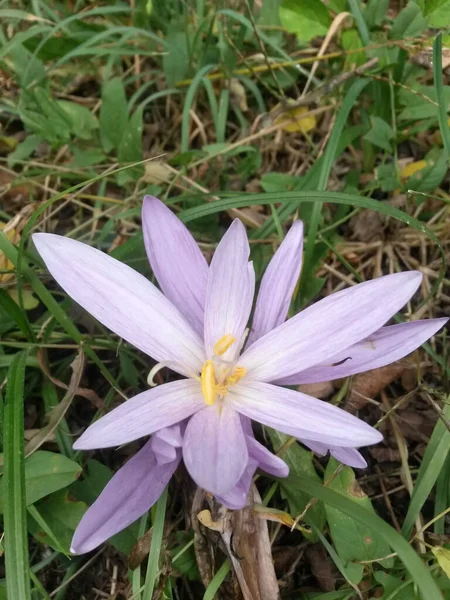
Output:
[[213, 334, 236, 356], [227, 366, 247, 386], [201, 360, 216, 405]]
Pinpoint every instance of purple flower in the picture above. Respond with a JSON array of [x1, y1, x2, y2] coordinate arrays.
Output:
[[32, 196, 447, 553]]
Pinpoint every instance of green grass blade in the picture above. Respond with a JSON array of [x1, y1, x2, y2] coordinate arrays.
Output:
[[285, 474, 442, 600], [142, 486, 168, 600], [3, 350, 32, 600], [203, 560, 230, 600], [181, 64, 216, 152], [402, 400, 450, 538], [302, 78, 369, 280], [348, 0, 370, 46], [433, 33, 450, 157]]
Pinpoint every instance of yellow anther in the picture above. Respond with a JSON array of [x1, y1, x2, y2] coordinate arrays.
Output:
[[216, 384, 228, 396], [226, 366, 246, 386], [201, 360, 216, 405], [213, 334, 236, 356]]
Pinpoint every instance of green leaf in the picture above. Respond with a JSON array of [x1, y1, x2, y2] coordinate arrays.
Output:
[[71, 459, 138, 554], [364, 0, 389, 28], [163, 30, 190, 87], [28, 489, 86, 553], [7, 134, 42, 168], [117, 107, 144, 185], [374, 571, 414, 600], [403, 148, 448, 193], [57, 100, 98, 140], [3, 351, 31, 600], [363, 116, 394, 152], [285, 473, 443, 600], [425, 0, 450, 27], [390, 2, 427, 40], [279, 0, 331, 43], [0, 451, 81, 512], [402, 401, 450, 538], [324, 459, 393, 573], [341, 29, 365, 69], [269, 431, 326, 533], [99, 77, 129, 152]]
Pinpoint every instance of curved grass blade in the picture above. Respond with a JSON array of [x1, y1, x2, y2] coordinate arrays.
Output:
[[203, 560, 230, 600], [402, 400, 450, 538], [284, 474, 442, 600], [142, 487, 168, 600], [433, 33, 450, 157], [3, 350, 31, 600], [302, 78, 369, 280]]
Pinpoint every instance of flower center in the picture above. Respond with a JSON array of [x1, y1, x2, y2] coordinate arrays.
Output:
[[201, 334, 246, 405]]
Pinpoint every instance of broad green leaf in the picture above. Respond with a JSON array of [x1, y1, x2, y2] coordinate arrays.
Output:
[[432, 547, 450, 578], [269, 430, 326, 533], [403, 148, 448, 193], [7, 134, 42, 168], [364, 116, 394, 152], [425, 0, 450, 27], [282, 473, 443, 599], [28, 489, 86, 553], [71, 459, 139, 554], [390, 2, 427, 39], [99, 77, 128, 152], [279, 0, 330, 43], [117, 107, 144, 185], [341, 29, 365, 69], [324, 459, 393, 575], [57, 100, 98, 140], [163, 30, 190, 87], [364, 0, 389, 28], [374, 571, 414, 600], [0, 451, 81, 512]]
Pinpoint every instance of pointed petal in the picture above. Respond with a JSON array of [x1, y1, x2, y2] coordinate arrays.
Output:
[[301, 440, 368, 468], [183, 403, 248, 495], [240, 271, 423, 382], [248, 220, 303, 345], [204, 220, 255, 358], [216, 459, 258, 510], [301, 439, 328, 456], [142, 196, 208, 334], [33, 233, 205, 377], [246, 435, 289, 478], [229, 382, 382, 448], [73, 380, 203, 450], [71, 440, 179, 554], [330, 447, 367, 469], [277, 318, 448, 385]]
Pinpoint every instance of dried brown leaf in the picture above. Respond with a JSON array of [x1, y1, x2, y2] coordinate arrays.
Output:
[[307, 544, 336, 592], [345, 360, 408, 412], [38, 347, 105, 409]]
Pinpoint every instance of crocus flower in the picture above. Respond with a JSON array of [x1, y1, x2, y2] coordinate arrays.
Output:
[[33, 196, 447, 554]]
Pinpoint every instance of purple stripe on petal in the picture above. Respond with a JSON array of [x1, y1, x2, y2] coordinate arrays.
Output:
[[183, 403, 248, 495], [240, 271, 423, 382], [277, 318, 448, 385], [229, 382, 382, 448], [71, 440, 179, 554], [248, 220, 303, 346], [73, 380, 204, 450], [142, 196, 208, 335], [204, 220, 255, 359], [33, 233, 205, 377]]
